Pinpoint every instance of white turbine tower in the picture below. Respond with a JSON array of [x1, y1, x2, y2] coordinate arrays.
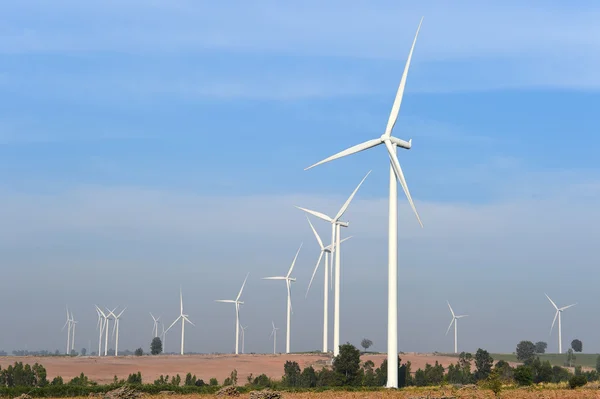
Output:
[[445, 302, 468, 354], [304, 19, 424, 387], [161, 322, 167, 354], [270, 321, 279, 354], [215, 273, 249, 355], [104, 307, 118, 356], [240, 325, 248, 354], [546, 293, 577, 354], [262, 243, 302, 354], [95, 306, 106, 356], [304, 217, 352, 353], [70, 311, 77, 353], [166, 288, 195, 355], [296, 171, 370, 356], [112, 308, 126, 356], [150, 313, 161, 338], [62, 307, 72, 355]]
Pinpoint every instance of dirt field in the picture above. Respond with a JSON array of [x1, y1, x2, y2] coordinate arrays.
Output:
[[0, 353, 462, 384]]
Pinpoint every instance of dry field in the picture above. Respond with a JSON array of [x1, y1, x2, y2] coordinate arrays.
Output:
[[0, 353, 461, 384]]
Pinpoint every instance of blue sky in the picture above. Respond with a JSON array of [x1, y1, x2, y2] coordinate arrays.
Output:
[[1, 1, 600, 357]]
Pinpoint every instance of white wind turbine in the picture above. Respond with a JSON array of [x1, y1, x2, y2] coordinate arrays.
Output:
[[150, 313, 161, 338], [215, 273, 249, 355], [166, 288, 195, 355], [62, 307, 72, 355], [304, 19, 425, 387], [240, 325, 248, 354], [111, 307, 126, 356], [161, 322, 167, 354], [104, 306, 118, 356], [546, 293, 577, 354], [445, 302, 468, 354], [70, 311, 77, 353], [95, 306, 106, 356], [296, 171, 370, 356], [304, 217, 352, 353], [262, 243, 302, 354], [270, 321, 279, 354]]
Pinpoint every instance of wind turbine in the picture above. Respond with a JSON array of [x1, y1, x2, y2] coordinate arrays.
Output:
[[150, 313, 161, 338], [215, 273, 249, 355], [304, 217, 352, 353], [161, 322, 167, 354], [269, 321, 279, 354], [546, 293, 577, 354], [112, 308, 126, 356], [445, 302, 468, 354], [104, 306, 118, 356], [304, 19, 425, 387], [262, 243, 302, 354], [166, 287, 195, 355], [62, 306, 72, 355], [95, 306, 106, 356], [296, 171, 370, 356], [70, 311, 77, 353], [240, 325, 248, 354]]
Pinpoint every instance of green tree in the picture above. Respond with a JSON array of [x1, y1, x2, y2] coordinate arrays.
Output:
[[534, 341, 547, 354], [486, 371, 502, 397], [209, 378, 218, 386], [252, 374, 271, 388], [569, 375, 587, 389], [566, 348, 576, 367], [516, 341, 536, 364], [299, 366, 317, 388], [494, 360, 514, 383], [474, 349, 494, 381], [423, 362, 444, 385], [282, 361, 301, 387], [414, 369, 426, 386], [332, 343, 361, 385], [513, 365, 533, 386], [316, 368, 337, 387], [172, 374, 181, 386], [80, 348, 87, 356], [571, 339, 583, 352], [127, 372, 142, 384], [360, 338, 373, 352], [50, 376, 64, 386], [151, 337, 163, 355], [184, 373, 197, 386], [551, 366, 572, 383], [134, 348, 144, 356], [362, 360, 376, 386]]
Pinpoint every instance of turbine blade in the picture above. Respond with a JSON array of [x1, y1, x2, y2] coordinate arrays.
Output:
[[305, 139, 382, 171], [445, 318, 454, 336], [383, 17, 423, 138], [166, 316, 181, 332], [117, 308, 126, 318], [560, 303, 577, 311], [184, 316, 195, 327], [295, 206, 332, 223], [215, 299, 236, 303], [286, 243, 303, 278], [334, 170, 371, 221], [385, 141, 423, 227], [306, 251, 324, 298], [236, 273, 249, 301], [447, 301, 455, 318], [545, 293, 559, 310], [307, 217, 324, 249], [550, 310, 558, 335], [180, 287, 184, 314], [262, 276, 286, 280]]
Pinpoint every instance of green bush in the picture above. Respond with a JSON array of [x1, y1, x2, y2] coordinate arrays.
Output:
[[569, 375, 587, 389], [513, 365, 533, 386]]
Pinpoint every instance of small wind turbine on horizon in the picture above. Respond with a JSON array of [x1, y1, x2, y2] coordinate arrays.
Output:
[[95, 306, 106, 356], [304, 217, 352, 354], [445, 302, 468, 354], [215, 273, 249, 355], [303, 18, 425, 387], [150, 313, 161, 338], [104, 307, 118, 356], [296, 171, 370, 356], [263, 243, 302, 354], [546, 293, 577, 354], [166, 287, 195, 355], [270, 321, 279, 355], [70, 311, 77, 354], [111, 308, 126, 356], [62, 306, 72, 355]]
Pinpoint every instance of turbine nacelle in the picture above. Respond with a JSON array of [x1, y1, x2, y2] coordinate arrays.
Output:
[[381, 135, 412, 150]]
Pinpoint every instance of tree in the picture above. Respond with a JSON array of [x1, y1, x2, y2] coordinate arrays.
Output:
[[332, 343, 361, 385], [494, 360, 514, 383], [299, 366, 317, 388], [80, 348, 87, 356], [474, 349, 494, 381], [151, 337, 163, 355], [516, 341, 536, 364], [134, 348, 144, 356], [360, 338, 373, 352], [569, 375, 587, 389], [282, 361, 301, 387], [362, 360, 376, 386], [571, 339, 583, 353], [127, 372, 142, 384], [513, 365, 533, 386], [566, 349, 576, 367], [184, 373, 197, 386], [534, 341, 547, 354]]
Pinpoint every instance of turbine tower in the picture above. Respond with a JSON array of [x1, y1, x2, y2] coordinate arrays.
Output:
[[62, 306, 72, 355], [546, 293, 577, 354], [70, 311, 77, 353], [95, 306, 106, 356], [215, 273, 249, 355], [304, 19, 424, 387], [240, 325, 248, 354], [104, 307, 118, 356], [445, 302, 468, 354], [270, 321, 279, 354], [150, 313, 161, 338], [166, 287, 195, 355], [296, 171, 370, 356], [112, 308, 126, 356], [262, 243, 302, 354], [304, 217, 352, 353]]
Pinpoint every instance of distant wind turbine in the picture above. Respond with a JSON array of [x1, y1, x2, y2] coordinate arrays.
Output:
[[304, 18, 425, 388], [62, 306, 72, 355], [262, 243, 302, 354], [240, 325, 248, 354], [215, 273, 249, 355], [95, 306, 106, 356], [546, 293, 577, 354], [112, 308, 126, 356], [70, 311, 77, 353], [445, 302, 468, 354], [104, 307, 118, 356], [270, 321, 279, 354], [166, 287, 195, 355], [150, 313, 161, 338], [296, 171, 370, 356]]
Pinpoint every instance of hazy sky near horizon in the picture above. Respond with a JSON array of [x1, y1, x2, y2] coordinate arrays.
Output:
[[1, 1, 600, 356]]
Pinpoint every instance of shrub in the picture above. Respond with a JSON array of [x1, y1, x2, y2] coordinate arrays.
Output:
[[569, 375, 587, 389], [209, 378, 218, 386], [134, 348, 143, 356], [513, 365, 533, 386]]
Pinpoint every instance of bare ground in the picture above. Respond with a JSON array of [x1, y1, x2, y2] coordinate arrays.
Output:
[[0, 353, 462, 384]]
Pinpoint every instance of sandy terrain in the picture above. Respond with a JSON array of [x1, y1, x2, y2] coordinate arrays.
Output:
[[0, 353, 462, 384]]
